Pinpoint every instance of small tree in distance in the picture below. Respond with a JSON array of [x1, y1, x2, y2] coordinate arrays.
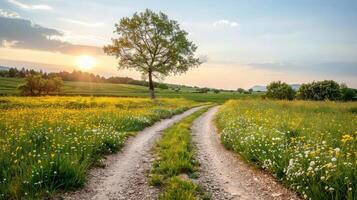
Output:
[[104, 9, 201, 99], [237, 88, 246, 93], [18, 75, 63, 96], [266, 81, 295, 100]]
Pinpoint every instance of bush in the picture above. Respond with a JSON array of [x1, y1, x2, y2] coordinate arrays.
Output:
[[17, 75, 62, 96], [266, 81, 295, 100], [213, 89, 220, 94], [297, 80, 341, 101], [237, 88, 246, 93], [196, 88, 210, 93], [340, 84, 356, 101]]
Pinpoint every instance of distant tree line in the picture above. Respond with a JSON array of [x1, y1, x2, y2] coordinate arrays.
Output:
[[0, 67, 170, 89], [265, 80, 356, 101]]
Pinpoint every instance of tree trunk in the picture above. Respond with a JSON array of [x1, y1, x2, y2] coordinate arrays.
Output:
[[148, 71, 155, 99]]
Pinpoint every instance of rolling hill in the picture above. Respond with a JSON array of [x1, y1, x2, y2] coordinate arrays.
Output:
[[0, 77, 260, 103]]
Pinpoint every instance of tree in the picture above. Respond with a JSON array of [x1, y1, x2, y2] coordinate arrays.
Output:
[[104, 9, 201, 99], [196, 87, 210, 93], [266, 81, 295, 100], [213, 89, 220, 94], [296, 80, 341, 100], [43, 77, 63, 94], [18, 75, 62, 96], [340, 83, 356, 101], [237, 88, 246, 93]]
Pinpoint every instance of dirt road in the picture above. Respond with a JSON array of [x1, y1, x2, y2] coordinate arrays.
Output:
[[62, 106, 203, 200], [191, 106, 300, 200]]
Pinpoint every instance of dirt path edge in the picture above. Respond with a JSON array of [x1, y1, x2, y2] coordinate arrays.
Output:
[[191, 106, 301, 200]]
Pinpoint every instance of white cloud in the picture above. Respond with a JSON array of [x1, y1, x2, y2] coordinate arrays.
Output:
[[8, 0, 52, 10], [213, 20, 239, 28], [0, 16, 103, 55], [0, 9, 20, 18], [60, 18, 103, 27]]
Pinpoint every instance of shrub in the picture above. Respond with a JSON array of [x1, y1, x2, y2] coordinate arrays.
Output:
[[196, 88, 210, 93], [266, 81, 295, 100], [340, 84, 356, 101], [17, 75, 62, 96], [237, 88, 246, 93], [297, 80, 341, 101]]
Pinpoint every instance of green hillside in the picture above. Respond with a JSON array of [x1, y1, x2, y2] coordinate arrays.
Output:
[[0, 77, 260, 103]]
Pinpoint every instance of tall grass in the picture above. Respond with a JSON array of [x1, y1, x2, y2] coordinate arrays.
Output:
[[0, 96, 197, 199], [216, 100, 356, 200]]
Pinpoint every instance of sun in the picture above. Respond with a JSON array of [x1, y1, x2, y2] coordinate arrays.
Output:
[[76, 55, 96, 70]]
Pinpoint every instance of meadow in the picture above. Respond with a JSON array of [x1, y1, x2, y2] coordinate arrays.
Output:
[[216, 100, 357, 200], [0, 77, 260, 103], [0, 96, 198, 199]]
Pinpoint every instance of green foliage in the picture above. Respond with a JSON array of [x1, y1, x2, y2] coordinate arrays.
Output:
[[104, 9, 201, 98], [17, 75, 62, 96], [150, 107, 210, 199], [340, 84, 356, 101], [212, 89, 220, 94], [237, 88, 246, 93], [216, 100, 357, 200], [196, 88, 210, 93], [0, 67, 136, 84], [297, 80, 341, 101], [174, 87, 181, 93], [266, 81, 295, 100]]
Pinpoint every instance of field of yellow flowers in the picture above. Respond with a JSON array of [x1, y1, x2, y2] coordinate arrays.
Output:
[[216, 100, 356, 200], [0, 96, 196, 199]]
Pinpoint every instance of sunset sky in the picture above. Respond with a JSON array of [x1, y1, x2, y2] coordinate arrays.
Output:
[[0, 0, 356, 89]]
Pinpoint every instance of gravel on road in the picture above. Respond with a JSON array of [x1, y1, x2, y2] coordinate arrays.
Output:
[[191, 106, 301, 200], [61, 106, 203, 200]]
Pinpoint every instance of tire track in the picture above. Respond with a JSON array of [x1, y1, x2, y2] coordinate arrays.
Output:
[[61, 106, 203, 200], [191, 106, 300, 200]]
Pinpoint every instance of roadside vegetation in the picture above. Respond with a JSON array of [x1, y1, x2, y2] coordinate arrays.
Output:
[[149, 107, 210, 200], [265, 80, 356, 101], [216, 100, 356, 200], [0, 96, 197, 199]]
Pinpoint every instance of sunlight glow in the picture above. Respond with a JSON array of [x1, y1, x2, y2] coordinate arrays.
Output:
[[75, 55, 96, 70]]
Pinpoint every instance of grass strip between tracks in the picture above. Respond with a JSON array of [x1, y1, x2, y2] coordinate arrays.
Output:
[[149, 106, 211, 200]]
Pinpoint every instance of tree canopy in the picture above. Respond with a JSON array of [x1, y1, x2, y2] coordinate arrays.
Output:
[[18, 75, 63, 96], [104, 9, 201, 98], [296, 80, 341, 101], [266, 81, 295, 100]]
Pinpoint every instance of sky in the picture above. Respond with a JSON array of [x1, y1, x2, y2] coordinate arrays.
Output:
[[0, 0, 356, 89]]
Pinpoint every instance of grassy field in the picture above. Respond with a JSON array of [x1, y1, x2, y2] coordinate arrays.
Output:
[[0, 77, 260, 103], [216, 100, 357, 200], [0, 96, 198, 199], [149, 107, 210, 200]]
